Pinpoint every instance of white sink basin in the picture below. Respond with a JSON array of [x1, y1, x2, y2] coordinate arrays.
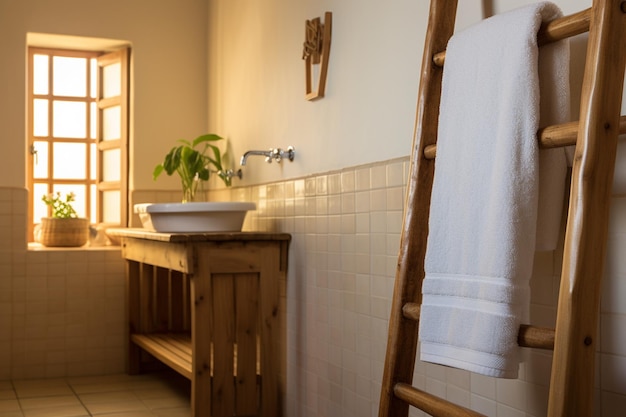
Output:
[[134, 202, 256, 233]]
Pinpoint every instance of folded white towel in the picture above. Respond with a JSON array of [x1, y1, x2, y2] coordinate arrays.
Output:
[[418, 2, 570, 378]]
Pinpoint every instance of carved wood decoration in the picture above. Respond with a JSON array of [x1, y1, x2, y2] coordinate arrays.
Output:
[[302, 12, 332, 101]]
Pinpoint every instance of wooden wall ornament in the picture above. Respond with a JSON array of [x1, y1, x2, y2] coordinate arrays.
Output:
[[303, 12, 332, 101]]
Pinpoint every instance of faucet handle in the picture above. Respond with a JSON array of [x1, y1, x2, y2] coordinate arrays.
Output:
[[271, 148, 283, 163]]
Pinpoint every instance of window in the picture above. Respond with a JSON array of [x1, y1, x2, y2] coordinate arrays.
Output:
[[27, 46, 130, 241]]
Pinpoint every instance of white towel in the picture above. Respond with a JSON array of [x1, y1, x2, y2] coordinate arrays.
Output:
[[418, 2, 570, 378]]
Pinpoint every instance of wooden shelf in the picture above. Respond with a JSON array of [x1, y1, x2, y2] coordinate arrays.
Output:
[[131, 332, 262, 381], [131, 333, 193, 379]]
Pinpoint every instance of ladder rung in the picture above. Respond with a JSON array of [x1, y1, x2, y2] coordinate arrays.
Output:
[[401, 302, 420, 321], [402, 302, 555, 350], [536, 7, 592, 45], [518, 324, 555, 350], [394, 382, 487, 417], [433, 7, 591, 66], [423, 115, 626, 159]]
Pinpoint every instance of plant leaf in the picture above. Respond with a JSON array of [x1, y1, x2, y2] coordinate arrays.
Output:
[[153, 133, 233, 189], [163, 146, 182, 175], [192, 133, 222, 148], [188, 150, 204, 174], [207, 144, 222, 168], [197, 167, 210, 181], [152, 164, 165, 180], [221, 150, 230, 169]]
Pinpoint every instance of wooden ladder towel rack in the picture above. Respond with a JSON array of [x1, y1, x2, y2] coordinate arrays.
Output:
[[378, 1, 626, 416]]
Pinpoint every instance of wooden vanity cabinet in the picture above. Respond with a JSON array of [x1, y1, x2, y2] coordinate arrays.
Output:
[[110, 229, 290, 417]]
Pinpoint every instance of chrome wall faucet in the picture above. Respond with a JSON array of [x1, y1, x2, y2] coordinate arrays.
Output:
[[240, 146, 295, 166]]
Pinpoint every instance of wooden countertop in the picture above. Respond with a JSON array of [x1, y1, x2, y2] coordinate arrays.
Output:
[[106, 228, 291, 243]]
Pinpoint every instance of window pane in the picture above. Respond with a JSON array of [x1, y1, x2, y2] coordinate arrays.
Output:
[[103, 62, 121, 98], [33, 141, 49, 179], [102, 106, 120, 140], [33, 99, 49, 137], [33, 54, 49, 95], [91, 184, 97, 221], [53, 56, 87, 97], [90, 143, 97, 180], [102, 190, 120, 223], [103, 148, 120, 182], [34, 183, 49, 221], [54, 184, 86, 219], [90, 102, 97, 139], [90, 58, 97, 99], [53, 142, 86, 179], [53, 101, 87, 138]]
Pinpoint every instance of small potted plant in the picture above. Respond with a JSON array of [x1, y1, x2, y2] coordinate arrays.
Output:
[[39, 192, 90, 247], [152, 133, 233, 202]]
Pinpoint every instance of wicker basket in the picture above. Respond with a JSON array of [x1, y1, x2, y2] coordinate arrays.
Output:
[[40, 217, 90, 247]]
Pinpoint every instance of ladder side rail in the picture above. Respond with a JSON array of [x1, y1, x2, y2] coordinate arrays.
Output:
[[548, 1, 626, 416], [377, 0, 458, 416]]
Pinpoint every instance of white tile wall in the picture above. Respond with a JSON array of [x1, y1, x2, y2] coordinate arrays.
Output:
[[2, 151, 626, 416], [207, 155, 626, 417], [0, 187, 126, 381]]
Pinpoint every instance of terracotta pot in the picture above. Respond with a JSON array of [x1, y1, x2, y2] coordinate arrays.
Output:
[[39, 217, 90, 247]]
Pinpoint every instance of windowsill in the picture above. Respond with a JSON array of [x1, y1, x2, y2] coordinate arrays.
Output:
[[28, 242, 121, 251]]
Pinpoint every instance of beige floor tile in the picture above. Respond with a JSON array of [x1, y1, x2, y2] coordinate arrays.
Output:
[[19, 395, 82, 410], [0, 388, 17, 400], [13, 379, 73, 399], [66, 373, 147, 386], [69, 373, 172, 395], [12, 379, 67, 389], [133, 379, 189, 402], [22, 404, 89, 417], [68, 373, 155, 390], [122, 380, 175, 394], [78, 390, 140, 405], [85, 399, 150, 415], [0, 398, 21, 413], [4, 371, 192, 417], [0, 381, 14, 390], [70, 381, 135, 395], [141, 394, 189, 410], [152, 407, 191, 417]]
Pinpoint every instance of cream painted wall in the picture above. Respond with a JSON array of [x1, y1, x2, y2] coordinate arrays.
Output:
[[206, 0, 438, 186], [205, 0, 597, 188], [0, 0, 208, 191], [0, 0, 597, 191]]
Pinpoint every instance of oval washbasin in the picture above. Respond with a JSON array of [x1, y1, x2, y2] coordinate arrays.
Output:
[[134, 202, 256, 233]]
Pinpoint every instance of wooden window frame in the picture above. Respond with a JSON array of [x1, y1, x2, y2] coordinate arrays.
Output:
[[27, 46, 130, 242]]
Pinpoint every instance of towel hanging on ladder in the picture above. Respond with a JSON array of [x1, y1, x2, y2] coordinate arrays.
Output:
[[418, 1, 570, 378]]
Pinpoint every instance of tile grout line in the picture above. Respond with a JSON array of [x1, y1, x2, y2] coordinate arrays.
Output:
[[66, 379, 94, 417], [10, 380, 25, 417]]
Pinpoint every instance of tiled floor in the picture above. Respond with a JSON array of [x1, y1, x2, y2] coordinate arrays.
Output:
[[0, 371, 191, 417]]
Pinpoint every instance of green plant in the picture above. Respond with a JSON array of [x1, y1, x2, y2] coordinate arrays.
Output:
[[42, 191, 79, 218], [152, 133, 232, 203]]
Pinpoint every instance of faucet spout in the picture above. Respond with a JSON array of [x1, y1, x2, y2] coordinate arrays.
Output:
[[240, 149, 273, 166]]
